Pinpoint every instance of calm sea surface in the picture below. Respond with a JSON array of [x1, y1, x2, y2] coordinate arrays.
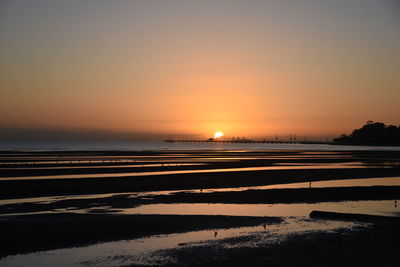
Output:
[[1, 141, 400, 151]]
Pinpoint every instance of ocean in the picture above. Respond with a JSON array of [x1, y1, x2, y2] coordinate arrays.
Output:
[[1, 141, 400, 151]]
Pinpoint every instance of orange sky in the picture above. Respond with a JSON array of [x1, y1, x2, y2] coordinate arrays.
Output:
[[1, 1, 399, 140]]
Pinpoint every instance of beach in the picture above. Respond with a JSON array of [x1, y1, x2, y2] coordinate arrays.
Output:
[[1, 148, 400, 266]]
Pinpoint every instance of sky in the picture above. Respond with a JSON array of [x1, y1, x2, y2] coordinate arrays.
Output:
[[1, 0, 399, 141]]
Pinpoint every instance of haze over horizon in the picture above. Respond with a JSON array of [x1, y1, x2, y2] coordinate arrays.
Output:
[[1, 0, 399, 141]]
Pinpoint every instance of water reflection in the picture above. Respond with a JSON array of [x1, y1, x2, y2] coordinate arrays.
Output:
[[0, 163, 205, 170], [2, 177, 399, 206], [135, 176, 400, 197], [0, 193, 126, 205], [225, 176, 400, 191], [0, 164, 384, 181], [0, 218, 363, 267], [122, 200, 399, 217]]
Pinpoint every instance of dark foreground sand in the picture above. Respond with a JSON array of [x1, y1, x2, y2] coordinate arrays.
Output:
[[0, 213, 281, 258], [150, 221, 400, 267]]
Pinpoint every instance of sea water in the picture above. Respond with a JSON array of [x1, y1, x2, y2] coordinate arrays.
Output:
[[1, 141, 400, 151]]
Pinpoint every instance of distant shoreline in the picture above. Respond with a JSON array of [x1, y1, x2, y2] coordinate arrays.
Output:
[[165, 139, 400, 147], [2, 141, 400, 152], [165, 139, 331, 145]]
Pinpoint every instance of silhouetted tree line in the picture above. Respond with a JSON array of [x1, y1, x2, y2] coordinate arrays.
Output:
[[334, 121, 400, 145]]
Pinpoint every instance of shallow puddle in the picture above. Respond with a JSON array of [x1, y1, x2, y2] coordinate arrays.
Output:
[[2, 177, 400, 206], [138, 176, 400, 196], [121, 200, 400, 217], [0, 193, 128, 206], [203, 176, 400, 191], [0, 217, 363, 267], [0, 164, 384, 181], [0, 163, 205, 170]]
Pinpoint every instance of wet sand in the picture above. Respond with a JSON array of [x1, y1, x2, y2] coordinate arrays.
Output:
[[0, 213, 281, 258], [2, 186, 400, 215], [154, 221, 400, 267], [1, 149, 400, 264], [1, 150, 400, 199], [2, 167, 400, 199]]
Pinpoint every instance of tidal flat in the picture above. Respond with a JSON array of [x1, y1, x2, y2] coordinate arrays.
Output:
[[1, 149, 400, 266]]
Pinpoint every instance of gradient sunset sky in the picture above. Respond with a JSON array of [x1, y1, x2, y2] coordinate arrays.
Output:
[[1, 0, 399, 140]]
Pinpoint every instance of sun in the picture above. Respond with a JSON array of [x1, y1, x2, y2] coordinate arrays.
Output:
[[214, 131, 224, 139]]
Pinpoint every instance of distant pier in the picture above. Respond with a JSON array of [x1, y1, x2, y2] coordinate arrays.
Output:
[[165, 139, 332, 145]]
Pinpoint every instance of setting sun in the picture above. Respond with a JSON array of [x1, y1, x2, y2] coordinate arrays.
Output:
[[214, 131, 224, 139]]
